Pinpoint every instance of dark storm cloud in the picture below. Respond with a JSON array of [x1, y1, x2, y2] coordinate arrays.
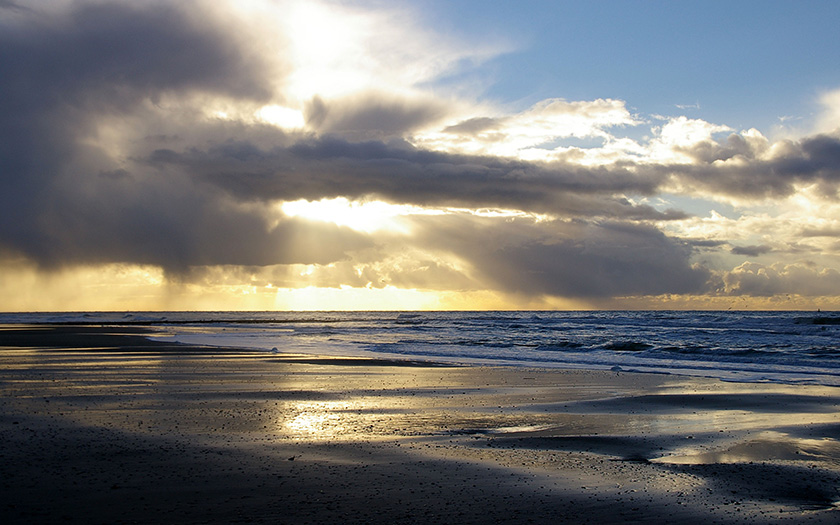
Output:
[[0, 2, 270, 110], [0, 1, 373, 272], [0, 0, 270, 215], [0, 1, 27, 11], [26, 172, 370, 271], [247, 212, 712, 298], [144, 136, 682, 220], [409, 214, 711, 298], [665, 132, 840, 199], [141, 127, 840, 221]]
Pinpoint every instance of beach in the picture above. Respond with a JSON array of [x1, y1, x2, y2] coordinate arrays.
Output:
[[2, 325, 840, 523]]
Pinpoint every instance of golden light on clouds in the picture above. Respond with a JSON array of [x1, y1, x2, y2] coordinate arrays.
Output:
[[256, 105, 305, 129], [274, 285, 440, 311], [280, 198, 429, 234], [0, 262, 166, 312]]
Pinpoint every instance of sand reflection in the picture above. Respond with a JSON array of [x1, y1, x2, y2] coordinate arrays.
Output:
[[280, 400, 402, 440], [656, 431, 840, 465], [285, 401, 348, 438]]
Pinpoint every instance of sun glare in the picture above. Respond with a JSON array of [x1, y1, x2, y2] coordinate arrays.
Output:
[[256, 105, 305, 129], [283, 2, 374, 99], [280, 197, 433, 233]]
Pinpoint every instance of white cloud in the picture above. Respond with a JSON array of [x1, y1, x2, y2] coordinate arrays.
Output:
[[647, 116, 732, 163], [246, 0, 505, 112], [723, 261, 840, 296], [414, 97, 641, 158], [815, 88, 840, 134]]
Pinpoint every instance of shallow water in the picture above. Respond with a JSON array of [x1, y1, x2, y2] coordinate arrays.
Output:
[[3, 310, 839, 385]]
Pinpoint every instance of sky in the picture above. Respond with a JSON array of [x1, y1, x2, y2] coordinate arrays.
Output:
[[2, 0, 840, 311]]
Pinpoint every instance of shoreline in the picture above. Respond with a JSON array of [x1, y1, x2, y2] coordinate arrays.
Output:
[[3, 310, 840, 389], [2, 325, 840, 523]]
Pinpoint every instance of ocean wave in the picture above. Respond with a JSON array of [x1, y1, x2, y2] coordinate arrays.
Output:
[[3, 310, 840, 386]]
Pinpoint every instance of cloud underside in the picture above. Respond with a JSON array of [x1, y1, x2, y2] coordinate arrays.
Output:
[[2, 0, 840, 306]]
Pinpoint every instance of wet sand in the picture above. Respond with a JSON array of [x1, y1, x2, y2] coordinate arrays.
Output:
[[2, 325, 840, 523]]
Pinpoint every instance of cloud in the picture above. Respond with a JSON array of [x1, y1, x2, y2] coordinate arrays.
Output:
[[238, 212, 714, 299], [143, 123, 840, 217], [730, 245, 773, 257], [304, 93, 451, 141], [722, 261, 840, 297], [443, 117, 501, 135], [407, 214, 711, 298], [2, 0, 840, 307], [148, 136, 695, 221], [801, 227, 840, 238], [263, 247, 480, 293], [654, 130, 840, 200], [276, 0, 506, 101], [0, 1, 29, 12], [418, 97, 641, 158], [675, 102, 700, 110], [815, 88, 840, 134], [0, 0, 521, 278], [0, 0, 372, 273]]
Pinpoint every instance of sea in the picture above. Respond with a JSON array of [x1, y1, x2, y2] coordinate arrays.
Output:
[[2, 310, 840, 386]]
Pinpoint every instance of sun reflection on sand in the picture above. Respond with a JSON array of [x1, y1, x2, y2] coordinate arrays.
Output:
[[283, 401, 364, 440], [287, 409, 344, 438], [655, 431, 840, 466]]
